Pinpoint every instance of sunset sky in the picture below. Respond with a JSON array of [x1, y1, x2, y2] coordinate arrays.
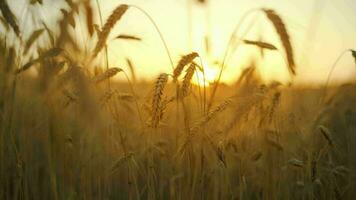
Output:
[[7, 0, 356, 85]]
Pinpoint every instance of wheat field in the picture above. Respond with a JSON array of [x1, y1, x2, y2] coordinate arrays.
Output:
[[0, 0, 356, 199]]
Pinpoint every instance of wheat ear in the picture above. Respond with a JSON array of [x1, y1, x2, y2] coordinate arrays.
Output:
[[93, 4, 129, 57], [0, 0, 20, 38], [151, 73, 169, 128], [173, 52, 198, 81], [263, 9, 296, 75], [180, 63, 196, 98], [93, 67, 123, 84]]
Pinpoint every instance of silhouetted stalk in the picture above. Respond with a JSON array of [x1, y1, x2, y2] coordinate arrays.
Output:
[[208, 9, 259, 111], [320, 49, 354, 103]]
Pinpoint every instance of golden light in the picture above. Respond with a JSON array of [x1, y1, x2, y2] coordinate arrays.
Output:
[[192, 61, 219, 87]]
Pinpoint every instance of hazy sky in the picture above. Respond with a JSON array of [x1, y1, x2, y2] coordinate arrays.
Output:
[[6, 0, 356, 85]]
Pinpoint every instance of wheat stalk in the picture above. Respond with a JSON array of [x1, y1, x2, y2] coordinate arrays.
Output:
[[24, 29, 45, 55], [84, 1, 94, 36], [318, 125, 334, 147], [263, 9, 296, 75], [100, 89, 117, 107], [17, 48, 63, 74], [93, 4, 129, 57], [126, 58, 137, 83], [0, 0, 20, 38], [180, 63, 196, 98], [93, 67, 123, 84], [264, 130, 283, 151], [111, 152, 134, 174], [176, 98, 233, 159], [190, 98, 233, 134], [173, 52, 198, 81], [268, 92, 281, 122], [151, 73, 169, 128]]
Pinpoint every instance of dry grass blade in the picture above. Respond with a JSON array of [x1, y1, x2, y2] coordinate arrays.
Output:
[[318, 125, 334, 147], [17, 47, 63, 74], [151, 73, 169, 128], [115, 34, 142, 41], [173, 52, 198, 81], [243, 39, 278, 50], [93, 67, 123, 84], [126, 58, 137, 83], [93, 4, 129, 57], [0, 0, 20, 37], [24, 29, 45, 55], [263, 9, 296, 75], [42, 21, 55, 46]]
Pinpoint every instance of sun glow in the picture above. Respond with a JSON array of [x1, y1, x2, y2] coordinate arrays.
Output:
[[192, 61, 219, 87]]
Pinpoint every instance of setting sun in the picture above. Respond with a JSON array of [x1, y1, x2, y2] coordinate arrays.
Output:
[[192, 61, 219, 86]]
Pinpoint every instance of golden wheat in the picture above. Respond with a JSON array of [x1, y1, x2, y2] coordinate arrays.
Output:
[[0, 0, 20, 38], [84, 1, 94, 36], [173, 52, 198, 81], [93, 67, 123, 84], [17, 47, 63, 74], [24, 29, 45, 55], [93, 4, 129, 57], [318, 125, 334, 147], [180, 63, 196, 98], [190, 97, 233, 134], [151, 73, 169, 128], [263, 9, 296, 75], [265, 130, 284, 151], [126, 58, 137, 83]]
